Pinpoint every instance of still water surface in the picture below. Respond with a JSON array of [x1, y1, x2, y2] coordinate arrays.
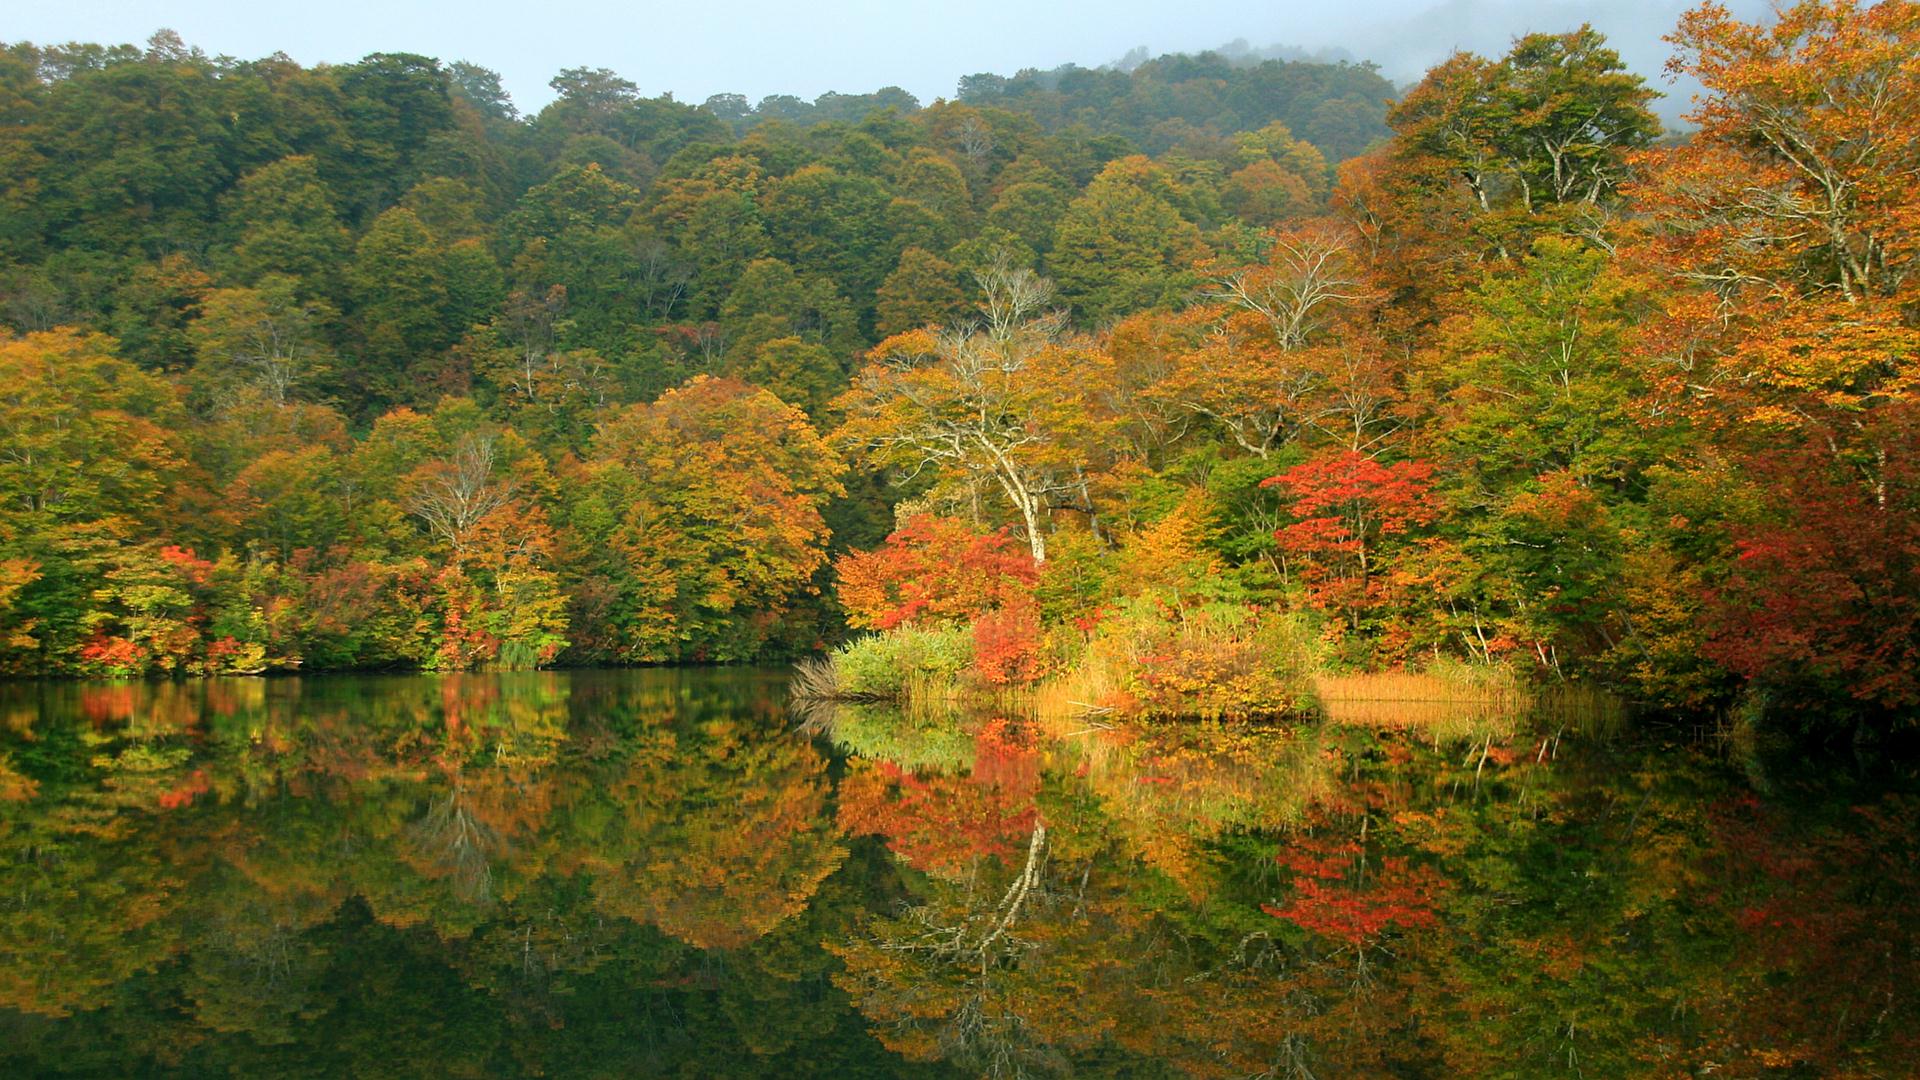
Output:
[[0, 669, 1913, 1077]]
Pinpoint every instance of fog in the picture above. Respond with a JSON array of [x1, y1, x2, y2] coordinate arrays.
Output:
[[8, 0, 1774, 121]]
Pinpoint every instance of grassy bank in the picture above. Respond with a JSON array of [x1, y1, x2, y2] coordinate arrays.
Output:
[[797, 615, 1624, 733]]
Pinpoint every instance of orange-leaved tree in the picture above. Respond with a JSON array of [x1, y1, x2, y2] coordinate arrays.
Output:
[[1629, 0, 1920, 721], [834, 257, 1110, 563], [835, 514, 1038, 632], [1148, 225, 1388, 459]]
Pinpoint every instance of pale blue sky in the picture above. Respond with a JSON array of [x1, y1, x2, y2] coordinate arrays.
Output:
[[6, 0, 1770, 116]]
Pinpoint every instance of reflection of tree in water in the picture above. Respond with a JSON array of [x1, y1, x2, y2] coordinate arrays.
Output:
[[556, 717, 847, 950], [831, 719, 1075, 1078], [1, 671, 903, 1077], [403, 779, 505, 907], [835, 716, 1042, 878], [2, 673, 1916, 1076], [0, 813, 188, 1018], [181, 890, 334, 1045], [827, 720, 1506, 1077], [834, 821, 1070, 1080], [1057, 720, 1338, 892]]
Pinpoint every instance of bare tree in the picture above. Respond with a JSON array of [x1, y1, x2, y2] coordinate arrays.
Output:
[[407, 434, 515, 557], [223, 314, 308, 407], [497, 286, 567, 407], [197, 286, 336, 410], [839, 254, 1088, 562], [1207, 228, 1368, 351], [956, 116, 995, 170], [631, 236, 692, 321]]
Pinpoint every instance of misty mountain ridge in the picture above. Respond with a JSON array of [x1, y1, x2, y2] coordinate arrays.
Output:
[[698, 0, 1775, 137], [1097, 0, 1777, 125]]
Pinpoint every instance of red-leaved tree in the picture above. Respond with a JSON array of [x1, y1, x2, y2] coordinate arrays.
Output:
[[836, 514, 1040, 631], [1705, 413, 1920, 723], [1263, 451, 1440, 632]]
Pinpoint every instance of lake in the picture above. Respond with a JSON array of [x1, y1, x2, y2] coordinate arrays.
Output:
[[1, 669, 1913, 1077]]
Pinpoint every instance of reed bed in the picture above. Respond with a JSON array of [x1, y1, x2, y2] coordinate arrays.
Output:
[[794, 633, 1629, 743], [1311, 671, 1531, 733], [1307, 669, 1626, 740]]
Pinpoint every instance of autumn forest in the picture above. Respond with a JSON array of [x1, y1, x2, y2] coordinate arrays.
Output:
[[3, 1, 1920, 1076], [0, 0, 1916, 746]]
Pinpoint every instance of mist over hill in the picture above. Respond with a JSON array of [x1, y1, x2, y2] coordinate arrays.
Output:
[[1100, 0, 1776, 125]]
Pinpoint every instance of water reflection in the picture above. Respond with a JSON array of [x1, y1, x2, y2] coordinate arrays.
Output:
[[811, 693, 1918, 1078], [0, 671, 1914, 1077]]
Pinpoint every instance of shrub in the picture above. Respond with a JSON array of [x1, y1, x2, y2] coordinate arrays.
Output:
[[832, 625, 973, 700], [1091, 601, 1319, 719], [836, 515, 1038, 631], [971, 601, 1047, 686]]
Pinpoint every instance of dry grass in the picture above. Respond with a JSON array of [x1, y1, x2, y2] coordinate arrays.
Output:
[[1307, 670, 1625, 740], [788, 656, 842, 702], [1025, 650, 1125, 730], [1313, 669, 1531, 703]]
